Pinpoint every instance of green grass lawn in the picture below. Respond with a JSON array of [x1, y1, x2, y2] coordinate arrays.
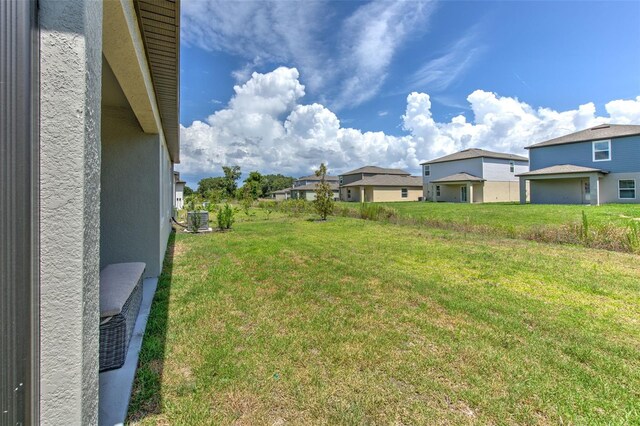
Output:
[[129, 215, 640, 425], [375, 202, 640, 232]]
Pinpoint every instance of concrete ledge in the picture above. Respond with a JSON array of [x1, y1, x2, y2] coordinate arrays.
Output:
[[99, 277, 158, 426]]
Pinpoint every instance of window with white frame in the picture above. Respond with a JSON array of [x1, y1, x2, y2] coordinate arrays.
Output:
[[401, 188, 408, 198], [593, 140, 611, 161], [509, 161, 515, 173], [619, 180, 636, 199], [339, 176, 343, 185], [436, 185, 441, 197], [424, 165, 430, 176]]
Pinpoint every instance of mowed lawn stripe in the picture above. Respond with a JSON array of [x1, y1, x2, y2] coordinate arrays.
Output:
[[129, 216, 640, 425]]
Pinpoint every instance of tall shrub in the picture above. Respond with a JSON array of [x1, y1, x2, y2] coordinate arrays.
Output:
[[313, 163, 334, 220]]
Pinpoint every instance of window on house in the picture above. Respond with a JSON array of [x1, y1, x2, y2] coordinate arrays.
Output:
[[347, 189, 351, 199], [436, 185, 441, 197], [401, 188, 408, 198], [424, 165, 430, 176], [619, 180, 636, 199], [509, 161, 515, 173], [339, 176, 343, 185], [593, 140, 611, 161]]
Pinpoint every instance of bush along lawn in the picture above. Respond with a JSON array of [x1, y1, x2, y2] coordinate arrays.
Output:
[[128, 216, 640, 425], [331, 201, 640, 254]]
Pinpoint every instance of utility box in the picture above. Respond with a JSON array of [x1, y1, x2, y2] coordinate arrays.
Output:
[[187, 211, 209, 232]]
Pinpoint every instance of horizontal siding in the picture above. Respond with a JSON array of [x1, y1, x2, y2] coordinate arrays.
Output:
[[482, 158, 528, 181], [424, 157, 483, 186], [529, 135, 640, 173]]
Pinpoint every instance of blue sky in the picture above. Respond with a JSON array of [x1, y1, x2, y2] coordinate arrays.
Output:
[[177, 0, 640, 187]]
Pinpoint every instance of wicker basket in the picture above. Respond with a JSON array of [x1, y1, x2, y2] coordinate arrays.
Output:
[[99, 265, 144, 372]]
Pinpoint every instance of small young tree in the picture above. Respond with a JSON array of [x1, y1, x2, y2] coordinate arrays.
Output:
[[313, 163, 334, 220]]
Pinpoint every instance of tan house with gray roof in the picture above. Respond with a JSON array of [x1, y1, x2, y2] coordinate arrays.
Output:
[[421, 149, 529, 203], [339, 166, 423, 202]]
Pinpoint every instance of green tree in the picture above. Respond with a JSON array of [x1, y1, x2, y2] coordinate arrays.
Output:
[[222, 165, 242, 197], [313, 163, 334, 220], [261, 174, 295, 195], [197, 176, 226, 197], [183, 185, 194, 196], [243, 171, 265, 200]]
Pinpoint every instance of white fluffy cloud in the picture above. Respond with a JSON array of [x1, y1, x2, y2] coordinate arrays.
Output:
[[178, 67, 640, 181], [181, 0, 434, 109]]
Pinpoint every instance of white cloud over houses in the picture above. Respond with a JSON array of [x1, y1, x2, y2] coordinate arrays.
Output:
[[178, 67, 640, 180]]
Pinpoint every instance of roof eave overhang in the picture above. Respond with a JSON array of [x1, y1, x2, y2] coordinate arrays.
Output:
[[134, 0, 180, 163]]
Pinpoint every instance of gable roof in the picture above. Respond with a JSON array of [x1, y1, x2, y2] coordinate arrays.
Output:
[[526, 124, 640, 149], [430, 172, 485, 183], [290, 182, 339, 191], [421, 148, 528, 165], [296, 175, 339, 181], [342, 175, 423, 187], [341, 166, 410, 176], [517, 164, 609, 177]]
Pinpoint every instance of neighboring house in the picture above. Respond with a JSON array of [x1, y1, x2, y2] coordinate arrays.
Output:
[[421, 149, 529, 203], [339, 166, 423, 202], [290, 175, 340, 201], [518, 124, 640, 205], [2, 0, 180, 424], [174, 172, 186, 209], [270, 187, 291, 201]]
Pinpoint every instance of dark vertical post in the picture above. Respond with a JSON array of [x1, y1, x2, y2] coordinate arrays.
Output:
[[0, 0, 39, 424]]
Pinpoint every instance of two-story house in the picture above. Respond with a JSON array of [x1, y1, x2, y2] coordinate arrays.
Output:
[[421, 149, 529, 203], [290, 174, 339, 201], [518, 124, 640, 205], [339, 166, 423, 202]]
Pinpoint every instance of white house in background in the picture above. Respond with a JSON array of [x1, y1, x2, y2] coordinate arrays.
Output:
[[1, 0, 180, 424], [518, 124, 640, 205], [174, 172, 186, 209], [421, 149, 529, 203]]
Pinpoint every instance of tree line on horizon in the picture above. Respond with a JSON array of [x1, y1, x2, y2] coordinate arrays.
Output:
[[185, 166, 295, 203]]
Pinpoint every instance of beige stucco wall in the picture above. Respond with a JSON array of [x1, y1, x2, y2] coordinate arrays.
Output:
[[372, 187, 422, 202], [39, 0, 102, 423], [482, 181, 522, 202]]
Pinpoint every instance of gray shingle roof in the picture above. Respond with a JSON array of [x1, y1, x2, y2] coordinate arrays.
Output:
[[341, 166, 410, 176], [271, 187, 291, 194], [290, 182, 339, 191], [342, 175, 423, 187], [421, 148, 528, 165], [430, 172, 485, 183], [296, 175, 339, 181], [526, 124, 640, 149], [517, 164, 608, 177]]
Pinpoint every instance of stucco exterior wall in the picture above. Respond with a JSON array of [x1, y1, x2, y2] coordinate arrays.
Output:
[[432, 183, 483, 203], [483, 181, 522, 202], [39, 0, 102, 424], [372, 187, 422, 202], [599, 173, 639, 204], [101, 106, 169, 277], [530, 179, 585, 204], [341, 187, 361, 202]]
